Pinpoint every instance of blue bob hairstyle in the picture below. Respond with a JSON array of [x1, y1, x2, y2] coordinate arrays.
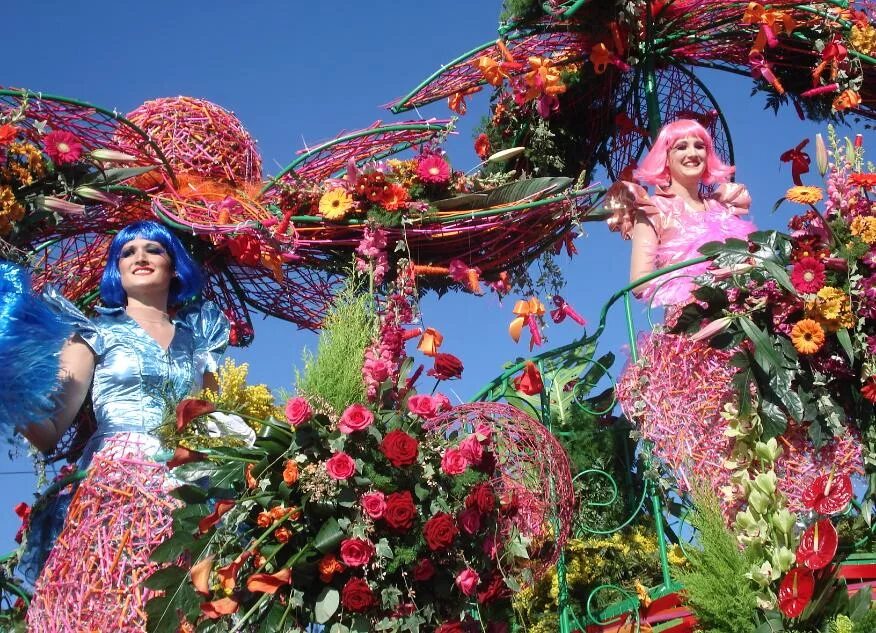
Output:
[[99, 220, 203, 307]]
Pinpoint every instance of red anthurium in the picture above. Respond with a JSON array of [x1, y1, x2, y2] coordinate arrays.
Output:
[[513, 361, 543, 396], [796, 519, 838, 570], [200, 597, 239, 618], [778, 567, 815, 618], [176, 398, 216, 432], [246, 568, 292, 594], [801, 472, 853, 515], [198, 499, 235, 535], [167, 445, 207, 469]]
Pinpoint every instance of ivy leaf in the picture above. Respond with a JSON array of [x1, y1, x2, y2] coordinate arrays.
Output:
[[315, 587, 340, 624]]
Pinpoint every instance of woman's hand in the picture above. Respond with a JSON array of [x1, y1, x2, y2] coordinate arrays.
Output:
[[18, 336, 95, 453]]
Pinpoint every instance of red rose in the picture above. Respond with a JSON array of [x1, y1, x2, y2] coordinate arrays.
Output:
[[360, 491, 386, 519], [423, 512, 458, 551], [428, 353, 464, 380], [412, 558, 435, 582], [466, 483, 496, 514], [384, 490, 417, 531], [325, 452, 356, 480], [341, 577, 376, 613], [458, 507, 482, 535], [441, 448, 468, 476], [340, 538, 375, 567], [226, 234, 261, 266], [284, 397, 312, 426], [477, 572, 510, 604], [339, 403, 374, 434], [436, 623, 465, 633], [458, 435, 483, 464], [380, 429, 419, 467]]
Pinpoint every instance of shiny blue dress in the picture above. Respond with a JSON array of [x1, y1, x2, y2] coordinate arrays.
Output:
[[21, 288, 229, 620]]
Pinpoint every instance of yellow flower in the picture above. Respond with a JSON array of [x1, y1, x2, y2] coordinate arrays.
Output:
[[790, 318, 825, 355], [806, 286, 855, 332], [850, 24, 876, 56], [318, 188, 354, 220], [851, 215, 876, 244], [200, 359, 280, 422], [785, 185, 824, 205]]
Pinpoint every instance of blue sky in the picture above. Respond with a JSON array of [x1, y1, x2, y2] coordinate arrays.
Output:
[[2, 1, 863, 553]]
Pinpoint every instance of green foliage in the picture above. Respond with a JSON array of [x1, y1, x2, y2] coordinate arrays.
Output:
[[296, 283, 375, 413], [853, 608, 876, 632], [674, 489, 759, 633]]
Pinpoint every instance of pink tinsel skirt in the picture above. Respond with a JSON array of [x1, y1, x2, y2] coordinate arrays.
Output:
[[27, 434, 178, 633]]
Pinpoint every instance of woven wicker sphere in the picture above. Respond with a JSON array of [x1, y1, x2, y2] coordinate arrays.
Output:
[[429, 402, 575, 574], [119, 96, 262, 185]]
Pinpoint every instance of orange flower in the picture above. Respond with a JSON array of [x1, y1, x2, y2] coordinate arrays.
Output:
[[472, 56, 507, 86], [0, 124, 17, 146], [833, 89, 861, 111], [201, 597, 239, 618], [246, 568, 292, 594], [590, 42, 612, 74], [849, 173, 876, 189], [190, 555, 215, 596], [786, 186, 824, 205], [447, 86, 481, 115], [318, 553, 345, 582], [283, 459, 299, 485], [790, 319, 825, 355], [380, 182, 410, 211], [216, 550, 252, 593], [244, 463, 258, 489], [256, 511, 273, 528], [275, 527, 292, 543]]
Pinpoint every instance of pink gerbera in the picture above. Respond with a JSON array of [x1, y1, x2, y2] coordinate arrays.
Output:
[[790, 256, 825, 294], [43, 131, 83, 165], [416, 154, 451, 185]]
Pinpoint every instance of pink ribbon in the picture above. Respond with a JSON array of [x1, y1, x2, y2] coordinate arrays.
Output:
[[550, 295, 586, 326]]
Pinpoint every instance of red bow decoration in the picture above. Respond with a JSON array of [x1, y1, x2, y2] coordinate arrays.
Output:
[[780, 139, 810, 186], [448, 259, 484, 295], [550, 295, 586, 326], [509, 297, 545, 350]]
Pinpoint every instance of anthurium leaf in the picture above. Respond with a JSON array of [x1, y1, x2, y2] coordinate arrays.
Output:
[[143, 565, 188, 590], [315, 587, 340, 624], [170, 484, 208, 504], [483, 177, 572, 206], [848, 585, 871, 620], [836, 328, 855, 362], [314, 517, 344, 554]]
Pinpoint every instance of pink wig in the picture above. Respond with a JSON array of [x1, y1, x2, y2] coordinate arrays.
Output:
[[633, 119, 734, 187]]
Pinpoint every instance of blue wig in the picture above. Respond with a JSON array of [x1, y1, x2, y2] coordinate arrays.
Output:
[[100, 220, 203, 307]]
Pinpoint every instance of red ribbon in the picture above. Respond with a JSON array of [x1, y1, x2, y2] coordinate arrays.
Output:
[[780, 139, 810, 186]]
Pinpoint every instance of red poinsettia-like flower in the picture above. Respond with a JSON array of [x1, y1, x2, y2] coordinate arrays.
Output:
[[43, 130, 84, 165], [796, 519, 838, 570], [778, 567, 814, 618], [790, 257, 826, 294], [801, 472, 853, 515], [513, 361, 543, 396]]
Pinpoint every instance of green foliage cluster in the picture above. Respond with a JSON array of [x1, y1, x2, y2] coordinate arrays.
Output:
[[674, 489, 759, 633], [295, 283, 375, 413]]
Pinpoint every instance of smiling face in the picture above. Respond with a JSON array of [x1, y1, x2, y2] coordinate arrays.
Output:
[[118, 237, 173, 300], [667, 134, 708, 186]]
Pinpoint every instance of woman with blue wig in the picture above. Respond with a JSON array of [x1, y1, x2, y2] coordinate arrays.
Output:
[[16, 220, 230, 631]]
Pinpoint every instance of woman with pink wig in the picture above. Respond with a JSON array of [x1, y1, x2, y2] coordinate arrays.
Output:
[[608, 118, 755, 306]]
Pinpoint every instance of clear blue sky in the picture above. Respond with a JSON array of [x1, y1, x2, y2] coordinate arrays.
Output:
[[2, 1, 861, 553]]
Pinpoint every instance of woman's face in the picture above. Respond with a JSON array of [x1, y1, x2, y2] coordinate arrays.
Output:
[[667, 134, 707, 185], [118, 238, 173, 299]]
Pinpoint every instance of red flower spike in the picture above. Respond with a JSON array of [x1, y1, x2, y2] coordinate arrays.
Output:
[[176, 398, 216, 432], [246, 568, 292, 594], [796, 519, 838, 570], [513, 362, 543, 396], [778, 567, 815, 618], [801, 472, 853, 515], [198, 499, 235, 534]]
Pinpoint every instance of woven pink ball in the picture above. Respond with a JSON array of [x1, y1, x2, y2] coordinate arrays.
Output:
[[428, 402, 575, 575], [118, 96, 262, 185]]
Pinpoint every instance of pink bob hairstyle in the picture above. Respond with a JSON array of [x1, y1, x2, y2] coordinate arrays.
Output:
[[632, 118, 734, 187]]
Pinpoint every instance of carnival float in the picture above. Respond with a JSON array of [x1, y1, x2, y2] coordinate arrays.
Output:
[[0, 1, 875, 632]]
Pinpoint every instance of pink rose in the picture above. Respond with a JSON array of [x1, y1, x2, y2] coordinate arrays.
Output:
[[284, 397, 312, 426], [361, 491, 386, 519], [458, 507, 482, 535], [458, 435, 484, 465], [325, 452, 356, 480], [474, 423, 492, 445], [482, 533, 498, 559], [455, 568, 480, 596], [441, 448, 468, 476], [407, 394, 437, 419], [340, 537, 375, 567], [339, 403, 374, 434], [364, 357, 392, 383], [433, 392, 452, 412]]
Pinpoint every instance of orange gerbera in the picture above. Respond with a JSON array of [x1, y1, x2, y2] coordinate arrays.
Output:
[[790, 319, 825, 355], [786, 186, 824, 205], [849, 173, 876, 189]]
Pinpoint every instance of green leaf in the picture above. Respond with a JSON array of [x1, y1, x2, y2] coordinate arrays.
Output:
[[759, 259, 795, 294], [759, 393, 788, 439], [315, 587, 340, 624], [143, 565, 188, 590], [151, 533, 195, 563], [771, 197, 787, 215], [483, 177, 572, 206], [836, 328, 855, 362], [739, 317, 785, 372], [314, 517, 344, 554], [83, 165, 157, 186], [170, 484, 209, 504]]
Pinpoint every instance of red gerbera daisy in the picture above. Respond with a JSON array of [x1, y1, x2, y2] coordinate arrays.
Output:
[[790, 257, 826, 294], [43, 130, 83, 165], [862, 376, 876, 404], [849, 173, 876, 189]]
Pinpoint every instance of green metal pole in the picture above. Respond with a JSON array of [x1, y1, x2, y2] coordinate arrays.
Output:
[[643, 6, 662, 139]]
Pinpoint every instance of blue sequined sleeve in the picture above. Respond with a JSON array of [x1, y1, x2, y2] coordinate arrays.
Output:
[[179, 300, 230, 375]]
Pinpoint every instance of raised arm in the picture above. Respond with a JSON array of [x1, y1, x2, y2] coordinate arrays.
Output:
[[18, 337, 95, 453]]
